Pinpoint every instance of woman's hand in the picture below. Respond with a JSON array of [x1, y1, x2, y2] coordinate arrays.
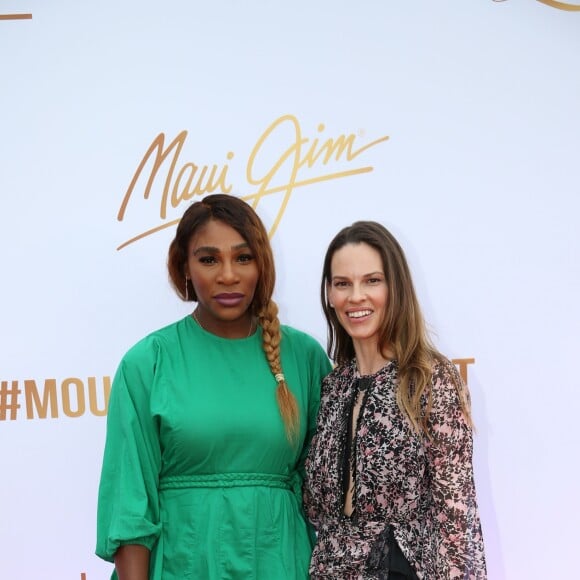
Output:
[[114, 544, 150, 580]]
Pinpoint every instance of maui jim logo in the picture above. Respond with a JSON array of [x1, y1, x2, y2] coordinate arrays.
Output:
[[494, 0, 580, 9], [116, 114, 389, 250], [536, 0, 580, 8]]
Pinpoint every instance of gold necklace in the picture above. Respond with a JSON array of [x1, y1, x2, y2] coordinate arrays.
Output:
[[192, 309, 255, 338]]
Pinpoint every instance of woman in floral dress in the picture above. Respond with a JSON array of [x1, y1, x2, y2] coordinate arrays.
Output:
[[304, 221, 487, 579]]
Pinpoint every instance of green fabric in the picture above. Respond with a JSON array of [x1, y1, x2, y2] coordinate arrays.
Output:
[[96, 315, 331, 580]]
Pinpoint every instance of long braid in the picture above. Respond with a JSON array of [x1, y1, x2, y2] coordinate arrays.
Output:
[[167, 194, 301, 439], [258, 300, 300, 443]]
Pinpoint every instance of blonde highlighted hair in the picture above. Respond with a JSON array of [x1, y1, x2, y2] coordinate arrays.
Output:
[[167, 194, 299, 442], [321, 221, 472, 437]]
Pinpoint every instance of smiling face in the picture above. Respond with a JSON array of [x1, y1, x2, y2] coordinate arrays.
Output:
[[186, 219, 259, 338], [327, 242, 388, 350]]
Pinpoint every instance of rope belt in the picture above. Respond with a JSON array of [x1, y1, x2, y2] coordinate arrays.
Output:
[[159, 472, 293, 491]]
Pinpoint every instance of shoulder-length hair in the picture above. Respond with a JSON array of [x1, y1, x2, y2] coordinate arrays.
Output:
[[320, 221, 472, 435]]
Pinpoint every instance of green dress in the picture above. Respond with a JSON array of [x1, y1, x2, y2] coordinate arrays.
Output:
[[96, 315, 331, 580]]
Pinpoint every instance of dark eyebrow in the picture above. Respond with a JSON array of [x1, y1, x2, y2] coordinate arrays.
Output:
[[331, 271, 384, 280], [193, 245, 218, 256], [192, 242, 250, 256]]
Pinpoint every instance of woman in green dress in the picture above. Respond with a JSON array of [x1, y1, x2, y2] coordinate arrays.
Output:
[[96, 194, 331, 580]]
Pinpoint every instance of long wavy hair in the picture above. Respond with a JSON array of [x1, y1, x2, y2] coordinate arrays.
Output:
[[321, 221, 472, 436], [168, 194, 299, 442]]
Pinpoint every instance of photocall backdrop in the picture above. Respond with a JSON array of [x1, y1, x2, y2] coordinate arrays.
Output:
[[1, 1, 579, 578]]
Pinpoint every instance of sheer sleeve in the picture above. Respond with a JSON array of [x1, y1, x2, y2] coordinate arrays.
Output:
[[424, 361, 487, 579], [96, 339, 163, 562]]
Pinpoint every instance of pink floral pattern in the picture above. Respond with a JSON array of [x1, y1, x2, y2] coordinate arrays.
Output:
[[304, 358, 487, 579]]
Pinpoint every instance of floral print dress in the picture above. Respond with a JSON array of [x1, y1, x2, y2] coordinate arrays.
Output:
[[303, 358, 487, 580]]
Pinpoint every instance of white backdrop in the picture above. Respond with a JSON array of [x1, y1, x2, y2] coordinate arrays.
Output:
[[1, 1, 579, 578]]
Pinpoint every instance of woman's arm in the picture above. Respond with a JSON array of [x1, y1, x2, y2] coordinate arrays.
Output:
[[425, 361, 487, 580], [114, 545, 150, 580], [96, 341, 163, 567], [297, 334, 332, 537]]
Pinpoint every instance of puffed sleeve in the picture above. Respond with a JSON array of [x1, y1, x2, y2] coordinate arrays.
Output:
[[293, 333, 332, 543], [424, 360, 487, 580], [95, 339, 163, 562], [296, 336, 332, 480]]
